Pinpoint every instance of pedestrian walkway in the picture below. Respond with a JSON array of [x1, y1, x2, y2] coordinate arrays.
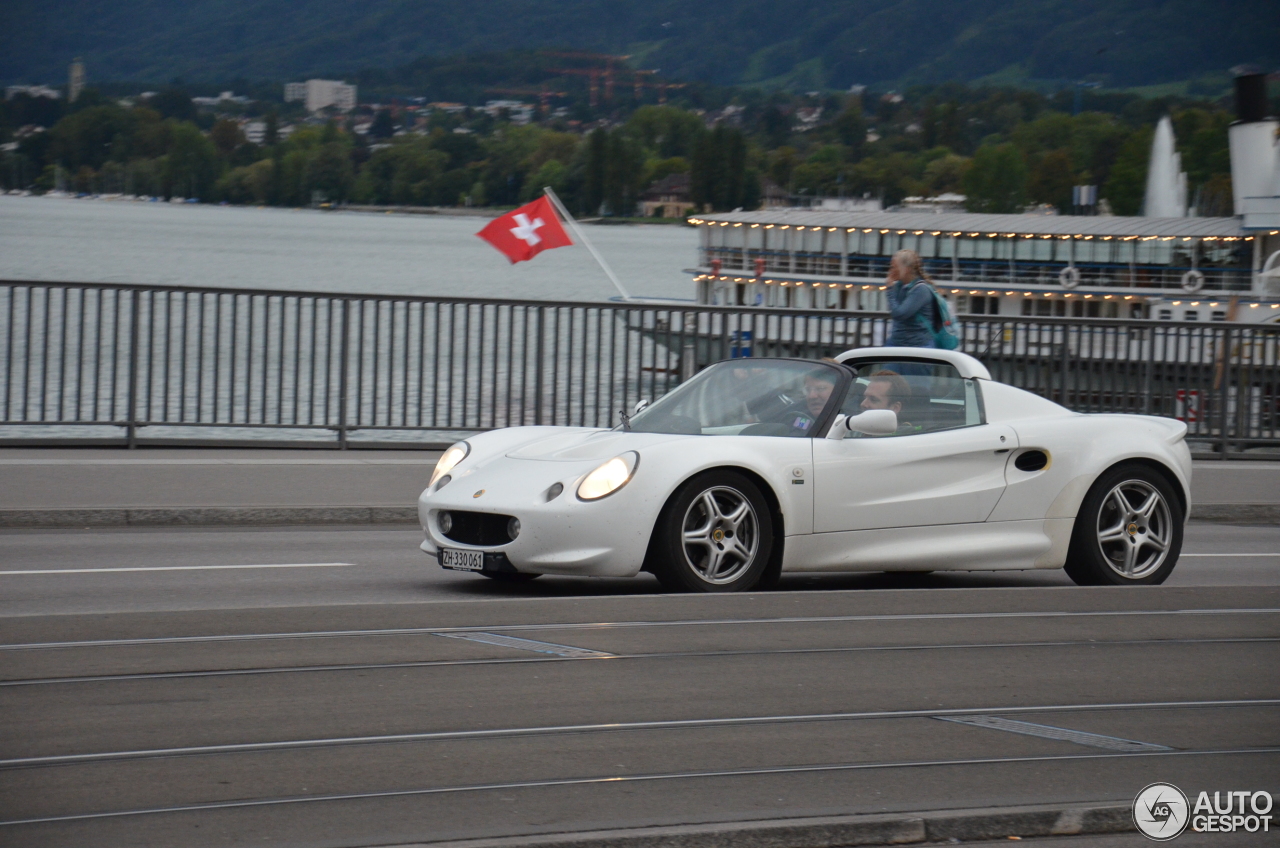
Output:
[[0, 448, 1275, 527]]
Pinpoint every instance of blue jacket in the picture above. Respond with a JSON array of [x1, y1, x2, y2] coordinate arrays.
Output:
[[887, 279, 937, 347]]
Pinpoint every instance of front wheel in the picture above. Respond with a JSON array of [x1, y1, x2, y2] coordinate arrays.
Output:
[[1064, 464, 1183, 586], [649, 471, 774, 593]]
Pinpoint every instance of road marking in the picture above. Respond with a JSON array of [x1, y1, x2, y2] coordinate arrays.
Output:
[[2, 607, 1276, 650], [434, 632, 612, 659], [0, 563, 353, 575], [935, 715, 1172, 752], [4, 747, 1275, 825], [1182, 553, 1280, 557], [1, 699, 1271, 769]]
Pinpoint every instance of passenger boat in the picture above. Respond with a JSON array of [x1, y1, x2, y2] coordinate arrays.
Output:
[[686, 70, 1280, 326]]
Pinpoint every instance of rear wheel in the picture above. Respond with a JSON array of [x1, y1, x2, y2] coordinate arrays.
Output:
[[650, 471, 774, 593], [1064, 464, 1183, 586]]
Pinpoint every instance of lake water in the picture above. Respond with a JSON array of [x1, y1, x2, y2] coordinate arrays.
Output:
[[0, 196, 699, 302]]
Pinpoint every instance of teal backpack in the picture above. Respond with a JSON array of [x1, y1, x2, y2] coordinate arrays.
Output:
[[915, 282, 960, 350]]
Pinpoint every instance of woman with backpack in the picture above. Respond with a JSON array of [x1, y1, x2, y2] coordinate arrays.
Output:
[[884, 249, 958, 350], [885, 249, 936, 347]]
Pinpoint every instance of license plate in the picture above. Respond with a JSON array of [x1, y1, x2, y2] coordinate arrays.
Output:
[[440, 548, 484, 571]]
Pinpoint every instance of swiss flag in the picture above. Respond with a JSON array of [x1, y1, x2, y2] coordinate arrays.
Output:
[[476, 195, 573, 264]]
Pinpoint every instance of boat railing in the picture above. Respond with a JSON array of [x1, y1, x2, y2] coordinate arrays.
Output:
[[1, 279, 1277, 455], [702, 249, 1254, 294]]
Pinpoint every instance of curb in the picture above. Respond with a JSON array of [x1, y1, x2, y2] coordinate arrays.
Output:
[[0, 506, 420, 528], [374, 801, 1134, 848], [1188, 503, 1280, 524], [1, 503, 1276, 529]]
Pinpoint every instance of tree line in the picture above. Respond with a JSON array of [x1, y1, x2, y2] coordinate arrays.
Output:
[[0, 79, 1244, 217]]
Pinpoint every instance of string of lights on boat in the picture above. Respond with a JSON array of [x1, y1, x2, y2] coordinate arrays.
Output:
[[687, 216, 1280, 310]]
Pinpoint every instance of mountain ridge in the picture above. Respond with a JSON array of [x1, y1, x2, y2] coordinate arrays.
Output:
[[3, 0, 1277, 90]]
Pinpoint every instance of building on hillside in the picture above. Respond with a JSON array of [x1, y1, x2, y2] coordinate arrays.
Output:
[[68, 58, 85, 102], [812, 196, 884, 213], [482, 100, 535, 125], [760, 180, 790, 209], [898, 193, 967, 213], [640, 173, 696, 219], [241, 121, 266, 144], [284, 80, 357, 113], [5, 85, 61, 100], [192, 91, 250, 108]]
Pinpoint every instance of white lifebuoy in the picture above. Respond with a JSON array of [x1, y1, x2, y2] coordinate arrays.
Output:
[[1180, 270, 1204, 293], [1059, 266, 1080, 289]]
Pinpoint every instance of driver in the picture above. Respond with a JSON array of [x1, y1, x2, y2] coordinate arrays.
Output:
[[767, 369, 838, 434]]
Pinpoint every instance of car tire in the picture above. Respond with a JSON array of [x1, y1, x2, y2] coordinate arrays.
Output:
[[481, 571, 541, 583], [1063, 464, 1183, 586], [649, 470, 774, 593]]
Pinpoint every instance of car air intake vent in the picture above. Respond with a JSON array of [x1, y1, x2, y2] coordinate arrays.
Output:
[[1014, 450, 1049, 472], [441, 511, 517, 546]]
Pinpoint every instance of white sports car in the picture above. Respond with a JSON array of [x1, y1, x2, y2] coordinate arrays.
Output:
[[418, 348, 1190, 591]]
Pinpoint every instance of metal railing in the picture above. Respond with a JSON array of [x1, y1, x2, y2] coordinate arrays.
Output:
[[2, 279, 1278, 455]]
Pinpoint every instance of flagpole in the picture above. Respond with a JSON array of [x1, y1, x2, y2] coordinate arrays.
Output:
[[542, 186, 633, 302]]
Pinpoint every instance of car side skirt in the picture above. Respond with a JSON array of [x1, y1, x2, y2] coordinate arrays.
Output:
[[782, 518, 1073, 572]]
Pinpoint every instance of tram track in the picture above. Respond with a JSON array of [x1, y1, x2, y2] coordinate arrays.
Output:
[[4, 583, 1277, 846], [5, 606, 1277, 652], [5, 746, 1277, 828], [2, 698, 1275, 770], [1, 636, 1275, 688]]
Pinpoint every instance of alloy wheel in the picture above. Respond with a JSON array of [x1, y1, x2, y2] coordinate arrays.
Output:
[[1095, 479, 1173, 580], [680, 486, 760, 584]]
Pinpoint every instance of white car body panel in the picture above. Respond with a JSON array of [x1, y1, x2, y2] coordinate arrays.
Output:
[[418, 348, 1192, 582], [783, 518, 1075, 572], [812, 423, 1018, 532], [419, 427, 813, 577]]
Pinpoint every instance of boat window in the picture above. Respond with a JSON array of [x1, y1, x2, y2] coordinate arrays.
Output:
[[838, 360, 984, 436], [1184, 311, 1198, 321], [1158, 309, 1173, 320], [627, 359, 845, 438], [1211, 311, 1227, 321]]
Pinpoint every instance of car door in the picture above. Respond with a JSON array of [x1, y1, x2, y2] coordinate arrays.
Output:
[[812, 422, 1016, 532], [811, 364, 1015, 533]]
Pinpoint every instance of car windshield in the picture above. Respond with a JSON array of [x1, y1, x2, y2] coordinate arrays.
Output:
[[626, 359, 843, 437]]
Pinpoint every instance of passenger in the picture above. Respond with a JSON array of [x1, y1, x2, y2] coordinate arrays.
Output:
[[858, 370, 919, 435], [885, 249, 938, 349]]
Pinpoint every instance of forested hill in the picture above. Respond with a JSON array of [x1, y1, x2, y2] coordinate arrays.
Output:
[[4, 0, 1277, 89]]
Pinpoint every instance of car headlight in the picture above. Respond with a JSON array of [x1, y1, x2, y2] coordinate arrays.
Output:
[[577, 452, 639, 501], [430, 441, 470, 487]]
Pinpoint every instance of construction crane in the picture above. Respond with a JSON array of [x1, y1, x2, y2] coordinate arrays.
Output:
[[544, 52, 633, 104], [631, 71, 687, 104], [548, 68, 604, 107]]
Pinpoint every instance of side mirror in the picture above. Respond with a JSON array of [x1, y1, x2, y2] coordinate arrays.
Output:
[[826, 409, 897, 440], [633, 399, 650, 415]]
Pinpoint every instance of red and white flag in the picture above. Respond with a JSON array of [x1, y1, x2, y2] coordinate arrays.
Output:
[[476, 195, 573, 264]]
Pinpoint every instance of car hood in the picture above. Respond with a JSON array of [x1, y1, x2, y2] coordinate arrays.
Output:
[[504, 428, 694, 462]]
